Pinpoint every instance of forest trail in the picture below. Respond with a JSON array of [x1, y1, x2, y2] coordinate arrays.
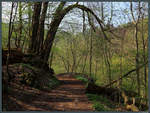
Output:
[[47, 74, 94, 111], [3, 74, 94, 111]]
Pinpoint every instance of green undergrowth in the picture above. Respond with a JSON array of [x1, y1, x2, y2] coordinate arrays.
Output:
[[86, 93, 117, 111], [48, 76, 60, 90], [75, 75, 89, 84]]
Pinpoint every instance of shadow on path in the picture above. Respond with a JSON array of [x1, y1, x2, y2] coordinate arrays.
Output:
[[3, 74, 94, 111]]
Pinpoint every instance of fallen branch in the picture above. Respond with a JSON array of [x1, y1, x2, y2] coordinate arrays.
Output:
[[105, 61, 148, 88]]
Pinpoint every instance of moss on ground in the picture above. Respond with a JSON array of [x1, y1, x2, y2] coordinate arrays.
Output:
[[86, 93, 117, 111], [75, 75, 89, 84]]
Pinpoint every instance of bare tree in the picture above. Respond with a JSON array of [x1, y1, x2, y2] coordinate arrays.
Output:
[[130, 2, 141, 96], [6, 2, 18, 83]]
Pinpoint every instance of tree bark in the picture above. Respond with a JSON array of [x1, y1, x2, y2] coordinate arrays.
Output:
[[28, 3, 32, 47], [29, 2, 42, 52], [141, 14, 147, 99], [89, 30, 93, 76], [6, 3, 18, 83], [36, 2, 48, 53], [130, 2, 141, 96], [39, 2, 66, 62], [17, 2, 22, 49]]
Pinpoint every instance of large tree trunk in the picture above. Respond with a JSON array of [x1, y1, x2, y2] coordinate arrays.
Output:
[[36, 2, 48, 53], [29, 2, 42, 52], [39, 16, 63, 62], [39, 2, 66, 62]]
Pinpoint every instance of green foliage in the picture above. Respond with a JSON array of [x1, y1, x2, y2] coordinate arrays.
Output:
[[51, 64, 65, 74], [2, 21, 29, 49], [51, 46, 61, 53], [75, 75, 88, 84], [93, 102, 107, 111], [2, 23, 8, 48], [47, 76, 60, 89], [86, 93, 116, 111]]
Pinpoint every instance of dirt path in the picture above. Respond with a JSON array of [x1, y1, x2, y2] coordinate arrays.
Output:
[[3, 74, 94, 111]]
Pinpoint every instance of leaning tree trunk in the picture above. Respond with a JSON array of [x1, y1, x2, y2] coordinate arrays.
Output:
[[39, 2, 66, 62], [40, 3, 109, 64]]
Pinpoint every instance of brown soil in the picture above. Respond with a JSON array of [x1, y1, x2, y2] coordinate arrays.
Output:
[[3, 74, 94, 111]]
